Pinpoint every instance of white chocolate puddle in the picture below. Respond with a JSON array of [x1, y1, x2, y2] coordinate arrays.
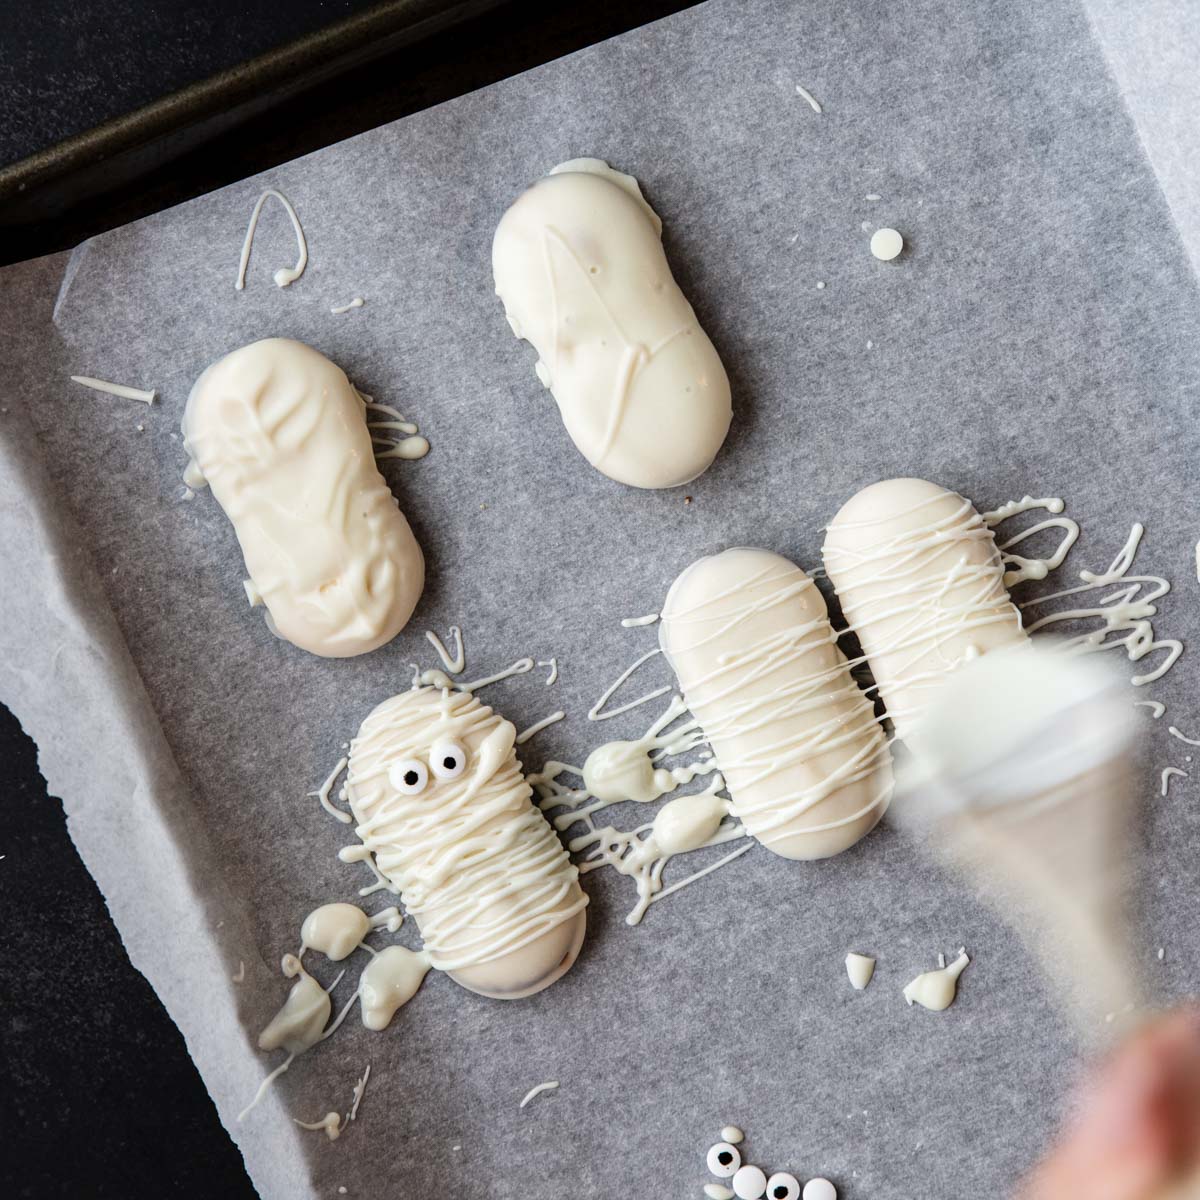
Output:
[[902, 949, 970, 1011], [493, 158, 732, 489], [183, 339, 425, 657]]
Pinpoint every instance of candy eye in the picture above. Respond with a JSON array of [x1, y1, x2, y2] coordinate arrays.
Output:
[[732, 1165, 767, 1199], [707, 1142, 741, 1178], [430, 740, 467, 780], [388, 759, 428, 794], [767, 1173, 800, 1200]]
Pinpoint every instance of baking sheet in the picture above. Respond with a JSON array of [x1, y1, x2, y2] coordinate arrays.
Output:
[[3, 1, 1200, 1197]]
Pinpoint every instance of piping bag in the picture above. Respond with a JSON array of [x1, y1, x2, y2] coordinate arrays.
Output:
[[894, 642, 1200, 1196], [894, 642, 1141, 1036]]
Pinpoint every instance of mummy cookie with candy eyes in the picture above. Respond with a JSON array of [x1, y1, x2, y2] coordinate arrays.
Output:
[[346, 685, 588, 999], [492, 159, 732, 489], [660, 547, 892, 860], [822, 478, 1027, 740], [183, 338, 424, 658]]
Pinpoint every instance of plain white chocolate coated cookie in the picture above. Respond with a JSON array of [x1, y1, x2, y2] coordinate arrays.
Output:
[[492, 159, 731, 489], [183, 338, 424, 658]]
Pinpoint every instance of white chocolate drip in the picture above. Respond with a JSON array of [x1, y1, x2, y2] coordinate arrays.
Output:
[[348, 1064, 370, 1121], [183, 339, 424, 658], [70, 375, 156, 405], [795, 83, 823, 112], [331, 297, 365, 314], [1018, 523, 1182, 686], [1135, 700, 1166, 719], [588, 647, 671, 721], [1161, 767, 1187, 796], [538, 658, 559, 685], [660, 548, 893, 859], [516, 711, 566, 744], [982, 495, 1079, 587], [621, 612, 660, 628], [354, 390, 430, 462], [310, 756, 353, 824], [236, 188, 307, 289], [359, 945, 432, 1030], [493, 159, 731, 489], [531, 698, 746, 925], [346, 687, 587, 991], [903, 949, 970, 1011], [295, 1111, 342, 1141], [426, 626, 465, 674], [518, 1080, 559, 1108], [1169, 726, 1200, 746], [845, 953, 876, 990]]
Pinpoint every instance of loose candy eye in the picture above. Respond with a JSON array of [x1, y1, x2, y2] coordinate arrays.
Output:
[[732, 1165, 767, 1199], [388, 759, 429, 794], [707, 1142, 741, 1178], [430, 741, 468, 780], [767, 1173, 800, 1200]]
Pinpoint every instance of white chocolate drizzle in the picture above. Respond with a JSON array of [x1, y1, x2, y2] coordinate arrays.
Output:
[[538, 658, 559, 685], [1018, 523, 1182, 686], [348, 1064, 370, 1121], [354, 390, 430, 462], [587, 647, 671, 721], [519, 1080, 559, 1108], [982, 496, 1080, 586], [426, 626, 465, 674], [531, 697, 747, 925], [1161, 767, 1187, 796], [1168, 725, 1200, 746], [516, 711, 566, 744], [70, 375, 156, 405], [794, 83, 823, 113], [621, 612, 660, 628], [903, 949, 969, 1011], [232, 960, 245, 983], [331, 297, 365, 314], [1135, 700, 1166, 719], [310, 756, 353, 824], [236, 188, 307, 289], [459, 657, 535, 693], [294, 1111, 342, 1140]]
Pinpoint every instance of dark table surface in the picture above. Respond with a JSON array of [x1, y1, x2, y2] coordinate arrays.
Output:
[[0, 2, 695, 1194]]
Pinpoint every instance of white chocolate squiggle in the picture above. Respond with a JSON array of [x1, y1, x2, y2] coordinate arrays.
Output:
[[660, 548, 892, 860], [492, 159, 731, 489], [346, 687, 587, 997], [822, 479, 1030, 740], [183, 339, 424, 658]]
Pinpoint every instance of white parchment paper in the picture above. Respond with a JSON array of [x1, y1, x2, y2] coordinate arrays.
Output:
[[2, 1, 1199, 1197]]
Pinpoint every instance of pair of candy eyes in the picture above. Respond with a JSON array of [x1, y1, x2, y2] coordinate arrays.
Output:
[[387, 741, 469, 794], [707, 1143, 799, 1200]]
